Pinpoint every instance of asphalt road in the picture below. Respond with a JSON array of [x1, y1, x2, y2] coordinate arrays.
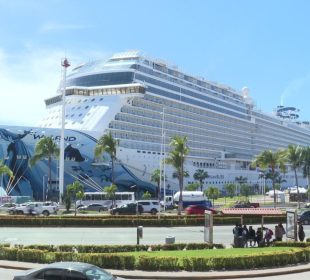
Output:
[[1, 268, 310, 280], [0, 225, 309, 247], [222, 272, 310, 280]]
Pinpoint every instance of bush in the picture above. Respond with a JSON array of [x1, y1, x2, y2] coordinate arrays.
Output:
[[137, 256, 180, 271]]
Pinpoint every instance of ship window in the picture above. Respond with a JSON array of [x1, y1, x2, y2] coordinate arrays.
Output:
[[100, 97, 103, 101], [79, 113, 83, 117], [85, 106, 89, 109], [84, 99, 87, 102], [71, 114, 74, 117], [91, 98, 95, 102]]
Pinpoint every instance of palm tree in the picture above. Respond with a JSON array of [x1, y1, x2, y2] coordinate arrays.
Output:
[[151, 168, 166, 199], [165, 135, 189, 215], [224, 183, 236, 198], [94, 132, 119, 185], [302, 146, 310, 202], [30, 136, 59, 194], [0, 161, 13, 178], [204, 186, 219, 207], [0, 161, 13, 193], [103, 184, 117, 208], [185, 182, 200, 191], [193, 169, 209, 191], [235, 176, 247, 199], [67, 181, 84, 216], [284, 145, 303, 209], [252, 149, 285, 208]]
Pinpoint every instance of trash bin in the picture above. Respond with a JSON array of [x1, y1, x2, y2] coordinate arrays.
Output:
[[165, 236, 175, 244]]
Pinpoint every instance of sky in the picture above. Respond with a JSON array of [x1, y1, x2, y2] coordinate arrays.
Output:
[[1, 0, 310, 125]]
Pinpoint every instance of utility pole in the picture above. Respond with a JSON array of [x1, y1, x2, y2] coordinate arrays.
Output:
[[59, 58, 70, 203]]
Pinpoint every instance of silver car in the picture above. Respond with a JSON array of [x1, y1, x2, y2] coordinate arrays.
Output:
[[13, 261, 124, 280]]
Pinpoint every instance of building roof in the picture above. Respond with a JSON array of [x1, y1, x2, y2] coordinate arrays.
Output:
[[221, 208, 283, 215]]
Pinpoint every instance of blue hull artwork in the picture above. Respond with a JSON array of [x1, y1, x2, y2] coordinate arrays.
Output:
[[0, 125, 156, 201]]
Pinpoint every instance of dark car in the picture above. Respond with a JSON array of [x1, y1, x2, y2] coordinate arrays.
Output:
[[232, 201, 259, 208], [110, 203, 143, 215], [78, 203, 107, 212], [298, 210, 310, 225], [185, 204, 218, 215], [13, 261, 124, 279]]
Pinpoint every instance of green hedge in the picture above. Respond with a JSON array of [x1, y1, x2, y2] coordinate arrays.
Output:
[[0, 215, 286, 227], [0, 245, 309, 271], [14, 243, 223, 253]]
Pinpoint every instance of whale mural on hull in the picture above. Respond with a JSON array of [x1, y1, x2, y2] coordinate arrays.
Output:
[[0, 125, 156, 201]]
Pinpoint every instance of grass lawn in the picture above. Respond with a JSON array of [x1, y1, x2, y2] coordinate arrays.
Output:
[[121, 246, 299, 258]]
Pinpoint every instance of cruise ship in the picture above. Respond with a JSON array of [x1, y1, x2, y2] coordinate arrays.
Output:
[[1, 50, 309, 200]]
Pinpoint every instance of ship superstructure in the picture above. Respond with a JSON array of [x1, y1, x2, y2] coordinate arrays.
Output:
[[34, 50, 310, 190]]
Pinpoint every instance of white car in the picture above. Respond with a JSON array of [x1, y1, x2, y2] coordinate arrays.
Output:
[[137, 200, 160, 214], [9, 202, 57, 216]]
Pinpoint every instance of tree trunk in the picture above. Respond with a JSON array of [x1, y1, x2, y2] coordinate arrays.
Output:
[[308, 175, 310, 202], [178, 168, 184, 215], [48, 157, 52, 197], [294, 169, 300, 209], [111, 157, 115, 185]]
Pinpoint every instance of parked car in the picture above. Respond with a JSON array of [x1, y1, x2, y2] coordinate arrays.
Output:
[[0, 202, 17, 212], [8, 202, 57, 216], [185, 204, 218, 215], [298, 210, 310, 225], [13, 261, 124, 279], [137, 200, 160, 214], [78, 203, 107, 212], [304, 202, 310, 208], [232, 201, 259, 208], [110, 203, 143, 215]]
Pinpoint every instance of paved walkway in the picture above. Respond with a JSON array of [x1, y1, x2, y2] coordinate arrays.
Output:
[[0, 260, 309, 279]]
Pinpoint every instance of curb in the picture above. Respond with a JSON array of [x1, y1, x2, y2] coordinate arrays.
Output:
[[1, 262, 310, 279]]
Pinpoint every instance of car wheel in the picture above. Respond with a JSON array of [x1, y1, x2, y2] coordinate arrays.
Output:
[[151, 209, 158, 215], [17, 210, 24, 215], [42, 210, 50, 216]]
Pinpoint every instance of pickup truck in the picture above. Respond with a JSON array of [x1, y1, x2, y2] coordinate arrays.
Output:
[[8, 202, 58, 216]]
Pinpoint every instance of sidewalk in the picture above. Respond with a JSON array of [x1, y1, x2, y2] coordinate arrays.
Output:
[[0, 260, 309, 279]]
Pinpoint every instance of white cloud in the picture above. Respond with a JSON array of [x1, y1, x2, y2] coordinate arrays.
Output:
[[0, 48, 64, 126], [280, 72, 310, 106], [0, 47, 110, 126], [39, 22, 91, 33]]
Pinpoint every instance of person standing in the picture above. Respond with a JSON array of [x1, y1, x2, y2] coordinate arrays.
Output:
[[275, 223, 285, 241], [298, 222, 305, 242], [248, 226, 256, 246]]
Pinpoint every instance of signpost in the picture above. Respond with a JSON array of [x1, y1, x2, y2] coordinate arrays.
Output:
[[204, 210, 213, 243], [286, 210, 297, 241]]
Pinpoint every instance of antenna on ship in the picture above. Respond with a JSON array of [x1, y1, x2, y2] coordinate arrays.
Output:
[[59, 58, 70, 203]]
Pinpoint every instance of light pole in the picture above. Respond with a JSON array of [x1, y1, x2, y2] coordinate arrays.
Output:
[[159, 107, 166, 214], [59, 58, 70, 204]]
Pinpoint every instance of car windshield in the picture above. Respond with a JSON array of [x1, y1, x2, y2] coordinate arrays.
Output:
[[84, 266, 115, 280]]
